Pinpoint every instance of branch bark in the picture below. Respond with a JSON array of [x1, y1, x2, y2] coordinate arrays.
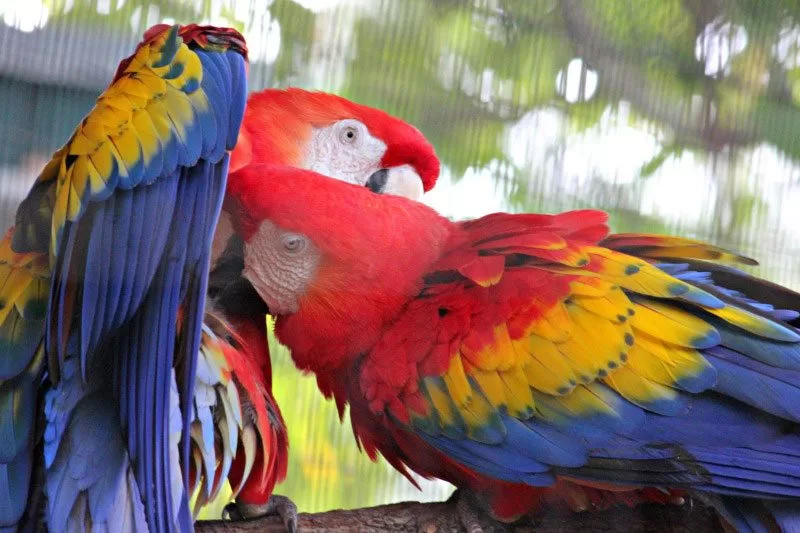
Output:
[[196, 499, 722, 532]]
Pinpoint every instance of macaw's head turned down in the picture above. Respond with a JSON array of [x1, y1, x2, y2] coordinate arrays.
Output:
[[230, 88, 440, 200], [227, 164, 450, 370]]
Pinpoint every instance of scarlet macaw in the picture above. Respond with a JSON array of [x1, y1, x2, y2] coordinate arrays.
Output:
[[0, 23, 442, 531], [202, 87, 441, 522], [228, 164, 800, 533], [0, 24, 249, 531]]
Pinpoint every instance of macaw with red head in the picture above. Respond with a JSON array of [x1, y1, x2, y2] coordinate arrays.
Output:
[[202, 86, 440, 523], [229, 164, 800, 533], [0, 20, 442, 532]]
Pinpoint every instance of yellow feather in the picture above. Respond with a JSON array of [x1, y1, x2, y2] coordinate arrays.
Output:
[[625, 336, 711, 390], [109, 126, 143, 176], [131, 108, 162, 164], [443, 352, 472, 406], [525, 302, 572, 342], [640, 244, 754, 265], [573, 292, 630, 324], [586, 247, 649, 277], [585, 247, 696, 299], [631, 299, 716, 348], [525, 334, 577, 394], [91, 104, 131, 130], [553, 304, 630, 382], [451, 383, 499, 440], [79, 119, 107, 145], [603, 365, 680, 405], [460, 323, 514, 371], [570, 303, 632, 366], [66, 180, 82, 221], [79, 155, 109, 196], [165, 46, 203, 92], [167, 88, 196, 127], [705, 304, 796, 341], [498, 365, 535, 417], [423, 377, 456, 428], [492, 323, 515, 371], [0, 268, 29, 325], [69, 130, 101, 156], [87, 144, 115, 186], [133, 69, 168, 96], [549, 383, 620, 419], [472, 368, 506, 407]]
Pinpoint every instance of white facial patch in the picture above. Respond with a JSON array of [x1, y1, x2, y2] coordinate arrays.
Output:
[[242, 220, 321, 315], [303, 119, 386, 186]]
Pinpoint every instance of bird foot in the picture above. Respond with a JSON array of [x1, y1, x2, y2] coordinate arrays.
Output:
[[223, 494, 298, 533], [419, 489, 496, 533]]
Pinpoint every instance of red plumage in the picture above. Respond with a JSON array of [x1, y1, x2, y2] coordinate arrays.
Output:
[[211, 87, 443, 516], [232, 165, 800, 528]]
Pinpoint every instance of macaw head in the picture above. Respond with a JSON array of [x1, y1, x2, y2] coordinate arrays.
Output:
[[229, 88, 440, 200], [227, 165, 450, 371]]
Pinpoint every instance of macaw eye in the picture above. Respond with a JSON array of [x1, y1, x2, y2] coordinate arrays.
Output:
[[338, 125, 358, 144], [281, 234, 307, 254]]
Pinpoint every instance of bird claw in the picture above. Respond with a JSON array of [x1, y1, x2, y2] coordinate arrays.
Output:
[[223, 494, 298, 533]]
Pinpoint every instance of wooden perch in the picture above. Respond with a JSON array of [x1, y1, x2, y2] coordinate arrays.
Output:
[[196, 499, 722, 532]]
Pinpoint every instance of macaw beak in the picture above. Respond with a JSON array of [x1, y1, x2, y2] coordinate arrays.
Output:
[[365, 165, 424, 200]]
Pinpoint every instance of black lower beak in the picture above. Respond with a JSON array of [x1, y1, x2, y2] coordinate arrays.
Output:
[[365, 169, 389, 193]]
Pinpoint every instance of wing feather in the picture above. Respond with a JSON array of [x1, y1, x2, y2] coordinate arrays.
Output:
[[359, 211, 800, 502], [3, 24, 248, 531]]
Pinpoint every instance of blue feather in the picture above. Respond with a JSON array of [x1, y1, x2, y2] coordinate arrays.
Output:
[[420, 432, 554, 485], [179, 159, 228, 486], [0, 448, 31, 528], [706, 347, 800, 422], [630, 393, 786, 447], [709, 317, 800, 369], [45, 386, 148, 532], [0, 372, 37, 463], [46, 219, 77, 370], [690, 450, 800, 483], [197, 54, 229, 161], [225, 50, 248, 148], [80, 199, 112, 377], [207, 53, 232, 124], [532, 384, 645, 444], [102, 191, 131, 340], [140, 125, 164, 186], [111, 187, 145, 327], [137, 175, 180, 313]]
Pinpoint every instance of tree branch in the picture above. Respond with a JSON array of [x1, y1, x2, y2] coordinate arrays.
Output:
[[196, 499, 722, 532]]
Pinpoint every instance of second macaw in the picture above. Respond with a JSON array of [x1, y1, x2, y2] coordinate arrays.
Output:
[[228, 164, 800, 533], [202, 86, 441, 521]]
